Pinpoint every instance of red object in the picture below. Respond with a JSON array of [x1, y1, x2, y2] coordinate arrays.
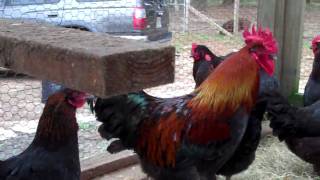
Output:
[[312, 35, 320, 54], [243, 26, 278, 76], [133, 7, 147, 30]]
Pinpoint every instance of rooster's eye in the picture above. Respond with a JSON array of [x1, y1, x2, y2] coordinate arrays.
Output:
[[250, 46, 264, 53], [249, 47, 258, 53]]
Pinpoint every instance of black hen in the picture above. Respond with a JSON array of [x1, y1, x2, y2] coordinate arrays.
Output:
[[215, 69, 279, 180], [0, 89, 86, 180], [216, 98, 267, 180], [263, 90, 320, 175], [191, 43, 226, 87], [304, 36, 320, 106]]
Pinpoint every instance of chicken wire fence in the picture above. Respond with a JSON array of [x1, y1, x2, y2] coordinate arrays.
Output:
[[0, 0, 320, 175], [0, 0, 256, 164]]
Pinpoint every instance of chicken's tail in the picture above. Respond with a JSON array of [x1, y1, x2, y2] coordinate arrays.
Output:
[[94, 91, 148, 149], [261, 91, 299, 141]]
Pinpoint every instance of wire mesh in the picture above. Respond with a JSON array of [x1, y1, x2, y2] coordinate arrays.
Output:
[[1, 0, 320, 179], [0, 71, 106, 160], [0, 0, 172, 163]]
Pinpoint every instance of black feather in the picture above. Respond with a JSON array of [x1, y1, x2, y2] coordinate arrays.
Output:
[[0, 89, 81, 180], [94, 91, 148, 148], [263, 90, 320, 140], [192, 45, 230, 87], [303, 47, 320, 106], [217, 99, 267, 177]]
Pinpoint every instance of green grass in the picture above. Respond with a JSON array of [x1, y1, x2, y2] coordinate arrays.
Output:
[[173, 32, 243, 53], [288, 93, 303, 107], [207, 0, 257, 6], [303, 39, 312, 50], [78, 122, 96, 130]]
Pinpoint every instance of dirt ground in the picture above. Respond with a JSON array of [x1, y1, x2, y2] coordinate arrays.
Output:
[[94, 122, 316, 180]]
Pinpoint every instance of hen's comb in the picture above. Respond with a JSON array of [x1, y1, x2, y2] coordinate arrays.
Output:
[[312, 35, 320, 44], [243, 26, 278, 54], [312, 35, 320, 53], [192, 43, 197, 51]]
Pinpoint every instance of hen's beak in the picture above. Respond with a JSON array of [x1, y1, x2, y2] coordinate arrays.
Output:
[[269, 54, 277, 61], [86, 94, 95, 100]]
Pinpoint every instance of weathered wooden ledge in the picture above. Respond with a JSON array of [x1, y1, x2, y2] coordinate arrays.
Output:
[[0, 19, 175, 97], [80, 152, 139, 180]]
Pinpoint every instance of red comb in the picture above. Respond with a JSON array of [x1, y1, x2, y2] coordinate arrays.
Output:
[[192, 43, 197, 51], [243, 26, 278, 54], [312, 35, 320, 54]]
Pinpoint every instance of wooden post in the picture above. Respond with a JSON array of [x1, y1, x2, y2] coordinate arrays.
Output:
[[184, 0, 190, 32], [281, 0, 305, 96], [233, 0, 240, 34], [174, 0, 179, 11], [258, 0, 284, 80], [258, 0, 305, 97]]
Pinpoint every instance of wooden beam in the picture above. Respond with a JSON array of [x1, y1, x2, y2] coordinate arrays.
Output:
[[258, 0, 305, 96], [0, 19, 175, 98], [80, 152, 139, 180], [233, 0, 240, 34]]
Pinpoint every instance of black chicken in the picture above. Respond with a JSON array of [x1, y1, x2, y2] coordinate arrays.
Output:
[[0, 89, 86, 180], [304, 35, 320, 106], [275, 35, 320, 176], [263, 90, 320, 175], [191, 43, 226, 87]]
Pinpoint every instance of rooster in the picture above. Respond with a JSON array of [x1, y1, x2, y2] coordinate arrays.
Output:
[[93, 26, 278, 180], [106, 44, 277, 180], [263, 90, 320, 175], [0, 89, 86, 180], [191, 43, 277, 180], [104, 44, 229, 154], [304, 35, 320, 106]]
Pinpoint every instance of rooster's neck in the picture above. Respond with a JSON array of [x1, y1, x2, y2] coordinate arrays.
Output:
[[187, 47, 260, 144], [193, 47, 259, 109], [33, 103, 79, 149]]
